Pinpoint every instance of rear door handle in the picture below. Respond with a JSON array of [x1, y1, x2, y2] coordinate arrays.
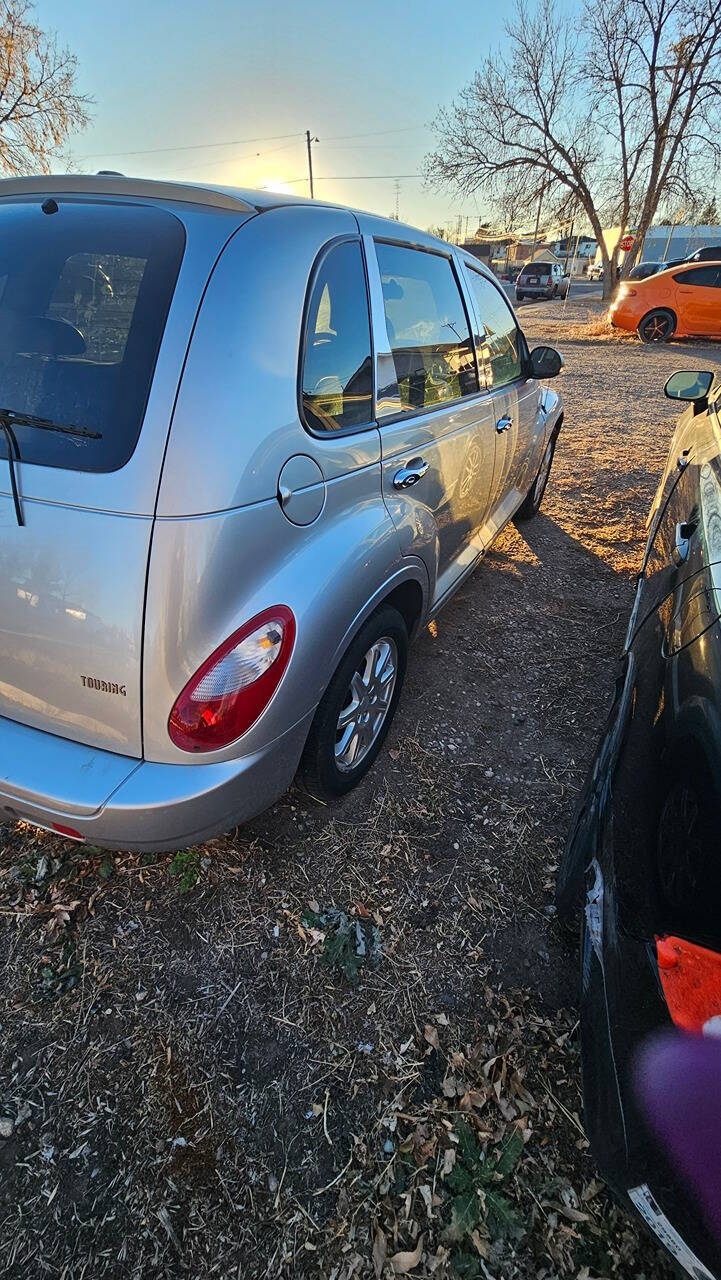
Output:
[[674, 519, 697, 565], [393, 457, 429, 489], [496, 415, 512, 433]]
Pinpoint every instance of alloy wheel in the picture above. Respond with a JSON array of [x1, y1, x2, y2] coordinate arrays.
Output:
[[641, 312, 672, 342], [334, 637, 398, 772]]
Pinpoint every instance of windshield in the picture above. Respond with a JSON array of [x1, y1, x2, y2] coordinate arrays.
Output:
[[521, 263, 552, 275], [0, 199, 185, 473]]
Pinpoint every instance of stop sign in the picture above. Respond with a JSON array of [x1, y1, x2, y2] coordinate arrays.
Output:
[[620, 235, 634, 252]]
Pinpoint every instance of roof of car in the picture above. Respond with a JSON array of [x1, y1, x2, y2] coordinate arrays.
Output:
[[0, 172, 303, 213], [0, 173, 467, 251], [662, 259, 721, 269], [0, 172, 496, 271]]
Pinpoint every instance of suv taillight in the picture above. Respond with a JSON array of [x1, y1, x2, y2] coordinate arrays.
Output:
[[168, 606, 296, 752]]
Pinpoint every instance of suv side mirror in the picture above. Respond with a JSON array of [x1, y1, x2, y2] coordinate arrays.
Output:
[[528, 345, 563, 379], [664, 369, 713, 404]]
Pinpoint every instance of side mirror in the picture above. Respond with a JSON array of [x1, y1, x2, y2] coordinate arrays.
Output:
[[528, 345, 563, 379], [664, 370, 714, 403]]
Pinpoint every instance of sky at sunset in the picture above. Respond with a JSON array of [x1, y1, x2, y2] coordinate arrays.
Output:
[[36, 0, 505, 234]]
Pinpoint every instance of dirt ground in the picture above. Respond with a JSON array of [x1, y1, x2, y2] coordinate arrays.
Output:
[[2, 299, 721, 1280]]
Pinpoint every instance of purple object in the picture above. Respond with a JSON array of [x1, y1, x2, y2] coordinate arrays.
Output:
[[636, 1031, 721, 1242]]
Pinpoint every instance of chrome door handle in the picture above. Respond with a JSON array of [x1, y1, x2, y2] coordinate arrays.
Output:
[[673, 520, 696, 565], [393, 457, 429, 489], [496, 415, 512, 433]]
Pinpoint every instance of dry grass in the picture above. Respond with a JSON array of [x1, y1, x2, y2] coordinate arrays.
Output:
[[4, 296, 719, 1278]]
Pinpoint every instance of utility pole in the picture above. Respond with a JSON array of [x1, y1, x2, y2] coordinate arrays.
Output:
[[306, 130, 318, 199]]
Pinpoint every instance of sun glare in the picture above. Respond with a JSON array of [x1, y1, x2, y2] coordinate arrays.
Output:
[[259, 177, 295, 195]]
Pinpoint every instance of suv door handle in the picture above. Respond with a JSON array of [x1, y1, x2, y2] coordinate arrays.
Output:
[[674, 519, 697, 565], [496, 416, 513, 433], [393, 457, 429, 489]]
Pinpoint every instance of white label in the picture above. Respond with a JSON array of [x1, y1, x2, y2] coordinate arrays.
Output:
[[628, 1184, 715, 1279]]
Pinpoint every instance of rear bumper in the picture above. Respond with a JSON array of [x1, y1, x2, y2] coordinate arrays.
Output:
[[0, 711, 313, 851]]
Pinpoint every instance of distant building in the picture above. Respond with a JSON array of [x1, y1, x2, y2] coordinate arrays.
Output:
[[550, 235, 596, 261], [592, 223, 721, 268], [640, 224, 721, 262], [460, 234, 514, 265]]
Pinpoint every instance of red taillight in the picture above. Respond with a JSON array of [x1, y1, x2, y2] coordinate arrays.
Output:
[[51, 823, 83, 841], [168, 606, 296, 752], [656, 935, 721, 1035]]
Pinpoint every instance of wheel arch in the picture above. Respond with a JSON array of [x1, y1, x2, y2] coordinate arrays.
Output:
[[327, 562, 430, 678], [638, 305, 677, 339]]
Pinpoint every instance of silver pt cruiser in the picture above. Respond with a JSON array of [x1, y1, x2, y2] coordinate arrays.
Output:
[[0, 175, 563, 850]]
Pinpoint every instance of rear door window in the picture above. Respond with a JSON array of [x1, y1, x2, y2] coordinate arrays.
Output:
[[674, 266, 721, 287], [465, 269, 524, 389], [301, 238, 373, 433], [375, 242, 478, 413], [0, 199, 185, 472]]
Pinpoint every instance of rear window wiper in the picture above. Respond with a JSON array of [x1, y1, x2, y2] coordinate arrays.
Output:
[[0, 407, 102, 527], [0, 407, 102, 440]]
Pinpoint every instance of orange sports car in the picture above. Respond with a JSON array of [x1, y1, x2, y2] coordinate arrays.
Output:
[[609, 260, 721, 342]]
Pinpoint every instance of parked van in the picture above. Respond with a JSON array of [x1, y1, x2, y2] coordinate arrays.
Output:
[[0, 176, 563, 850]]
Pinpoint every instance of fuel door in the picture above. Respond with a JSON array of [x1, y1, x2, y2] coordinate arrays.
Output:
[[277, 454, 326, 526]]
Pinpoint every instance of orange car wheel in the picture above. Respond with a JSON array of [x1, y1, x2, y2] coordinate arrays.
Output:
[[638, 308, 676, 343]]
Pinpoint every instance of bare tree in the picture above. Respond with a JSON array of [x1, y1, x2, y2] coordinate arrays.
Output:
[[0, 0, 90, 175], [424, 0, 721, 298]]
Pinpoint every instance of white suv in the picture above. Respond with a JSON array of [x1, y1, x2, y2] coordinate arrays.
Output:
[[515, 261, 569, 301]]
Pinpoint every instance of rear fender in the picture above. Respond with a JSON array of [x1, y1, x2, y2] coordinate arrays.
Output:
[[143, 484, 427, 765]]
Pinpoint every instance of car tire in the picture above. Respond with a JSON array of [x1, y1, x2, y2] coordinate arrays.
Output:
[[516, 292, 524, 301], [300, 604, 408, 800], [552, 284, 558, 298], [638, 308, 676, 343], [513, 430, 558, 522], [555, 829, 587, 923]]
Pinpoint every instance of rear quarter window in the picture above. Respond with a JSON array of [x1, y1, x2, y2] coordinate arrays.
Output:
[[300, 238, 373, 433], [0, 199, 185, 473], [673, 265, 721, 287]]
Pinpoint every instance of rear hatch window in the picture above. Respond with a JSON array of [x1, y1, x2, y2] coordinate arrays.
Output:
[[0, 199, 185, 472], [521, 263, 552, 277]]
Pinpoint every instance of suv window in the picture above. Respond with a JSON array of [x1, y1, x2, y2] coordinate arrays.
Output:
[[375, 242, 478, 413], [522, 262, 553, 275], [301, 239, 373, 433], [465, 270, 524, 389], [674, 265, 721, 287], [0, 199, 185, 473]]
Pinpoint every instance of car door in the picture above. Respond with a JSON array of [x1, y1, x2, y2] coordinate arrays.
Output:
[[626, 391, 721, 646], [673, 265, 721, 336], [462, 264, 543, 537], [364, 236, 496, 607]]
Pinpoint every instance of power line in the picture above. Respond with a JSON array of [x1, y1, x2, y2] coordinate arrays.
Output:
[[280, 173, 423, 184], [156, 139, 301, 176], [80, 124, 425, 162], [80, 131, 303, 160], [321, 125, 424, 140], [153, 138, 303, 175]]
